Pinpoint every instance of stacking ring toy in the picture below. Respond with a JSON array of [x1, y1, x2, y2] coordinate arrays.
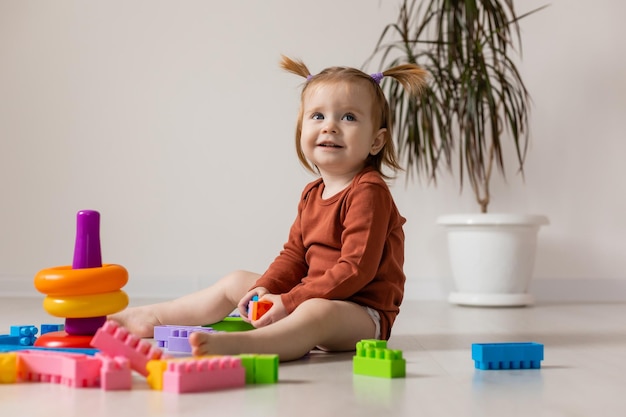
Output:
[[33, 210, 130, 345], [43, 290, 129, 318], [34, 264, 128, 296]]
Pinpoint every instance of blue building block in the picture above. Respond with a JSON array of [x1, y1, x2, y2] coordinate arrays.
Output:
[[9, 326, 38, 346], [0, 345, 99, 355], [40, 324, 64, 335], [472, 342, 544, 370], [0, 336, 23, 346]]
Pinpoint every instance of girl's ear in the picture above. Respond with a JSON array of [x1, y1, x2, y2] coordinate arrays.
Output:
[[370, 128, 387, 156]]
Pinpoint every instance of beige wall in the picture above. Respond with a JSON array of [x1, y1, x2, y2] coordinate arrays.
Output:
[[1, 0, 625, 301]]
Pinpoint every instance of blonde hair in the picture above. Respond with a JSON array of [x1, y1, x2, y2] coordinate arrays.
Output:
[[280, 55, 429, 178]]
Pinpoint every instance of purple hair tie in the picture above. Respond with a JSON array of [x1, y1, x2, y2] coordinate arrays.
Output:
[[371, 72, 384, 84], [307, 74, 313, 81]]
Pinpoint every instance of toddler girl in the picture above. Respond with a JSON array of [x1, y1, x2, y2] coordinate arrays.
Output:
[[111, 55, 428, 361]]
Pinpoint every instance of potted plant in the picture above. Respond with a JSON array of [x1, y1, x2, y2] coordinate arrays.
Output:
[[368, 0, 549, 306]]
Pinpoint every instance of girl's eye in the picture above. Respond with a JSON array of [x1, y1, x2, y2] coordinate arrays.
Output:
[[342, 113, 356, 122], [311, 112, 324, 120]]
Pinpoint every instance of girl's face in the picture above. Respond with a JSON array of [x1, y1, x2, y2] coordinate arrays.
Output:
[[300, 81, 386, 178]]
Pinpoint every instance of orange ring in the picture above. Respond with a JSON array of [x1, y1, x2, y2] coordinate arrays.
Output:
[[42, 290, 129, 318], [34, 264, 128, 296]]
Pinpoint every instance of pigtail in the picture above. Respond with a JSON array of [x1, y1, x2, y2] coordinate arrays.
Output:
[[382, 64, 429, 97], [280, 55, 311, 79]]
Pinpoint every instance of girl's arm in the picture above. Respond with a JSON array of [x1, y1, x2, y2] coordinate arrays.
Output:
[[252, 186, 312, 294], [281, 181, 398, 312]]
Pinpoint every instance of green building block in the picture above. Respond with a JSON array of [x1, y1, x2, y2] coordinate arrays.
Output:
[[238, 354, 279, 384], [252, 354, 279, 384], [204, 317, 254, 332], [353, 339, 405, 378]]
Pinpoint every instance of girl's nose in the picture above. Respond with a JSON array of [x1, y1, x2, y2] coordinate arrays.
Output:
[[322, 120, 338, 134]]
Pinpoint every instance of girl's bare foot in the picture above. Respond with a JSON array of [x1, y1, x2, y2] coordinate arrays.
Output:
[[189, 331, 249, 357], [108, 305, 163, 338]]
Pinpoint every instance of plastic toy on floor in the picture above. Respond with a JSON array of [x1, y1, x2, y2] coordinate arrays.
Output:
[[472, 342, 544, 370], [154, 325, 218, 353], [1, 319, 279, 393], [90, 320, 166, 377], [146, 353, 279, 393], [0, 349, 131, 390], [0, 326, 38, 347], [33, 210, 129, 348], [353, 339, 405, 378], [206, 317, 254, 332], [0, 324, 98, 355], [146, 356, 246, 393]]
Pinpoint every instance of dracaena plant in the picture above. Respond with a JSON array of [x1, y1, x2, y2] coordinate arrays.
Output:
[[369, 0, 547, 213]]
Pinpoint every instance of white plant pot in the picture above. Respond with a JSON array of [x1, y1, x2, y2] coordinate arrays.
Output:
[[437, 214, 549, 307]]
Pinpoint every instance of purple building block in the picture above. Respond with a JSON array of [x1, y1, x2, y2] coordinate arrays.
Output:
[[154, 325, 218, 353]]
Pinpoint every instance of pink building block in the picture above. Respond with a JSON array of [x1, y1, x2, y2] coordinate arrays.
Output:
[[90, 320, 165, 377], [16, 350, 101, 388], [149, 356, 246, 393], [96, 353, 132, 391]]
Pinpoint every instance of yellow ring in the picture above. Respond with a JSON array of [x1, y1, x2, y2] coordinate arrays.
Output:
[[34, 264, 128, 296], [42, 290, 129, 318]]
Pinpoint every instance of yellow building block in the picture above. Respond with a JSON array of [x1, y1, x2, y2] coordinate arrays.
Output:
[[0, 352, 18, 383], [146, 359, 168, 390]]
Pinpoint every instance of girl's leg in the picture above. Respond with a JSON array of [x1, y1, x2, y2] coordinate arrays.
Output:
[[189, 298, 377, 361], [109, 270, 260, 337]]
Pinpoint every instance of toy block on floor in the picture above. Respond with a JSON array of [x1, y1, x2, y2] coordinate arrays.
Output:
[[472, 342, 544, 370], [10, 326, 38, 346], [40, 324, 65, 335], [146, 359, 168, 391], [0, 335, 25, 346], [90, 320, 166, 377], [248, 296, 273, 321], [0, 352, 18, 383], [15, 350, 101, 387], [205, 317, 254, 332], [0, 345, 98, 355], [154, 325, 218, 353], [97, 353, 132, 390], [147, 356, 246, 393], [353, 339, 405, 378], [238, 354, 279, 384]]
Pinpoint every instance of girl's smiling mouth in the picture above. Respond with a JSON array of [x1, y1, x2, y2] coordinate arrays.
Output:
[[318, 141, 343, 148]]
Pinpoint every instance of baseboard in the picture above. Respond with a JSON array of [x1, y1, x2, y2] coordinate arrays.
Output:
[[2, 274, 625, 303]]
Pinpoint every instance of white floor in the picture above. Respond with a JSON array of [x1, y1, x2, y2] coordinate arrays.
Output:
[[1, 297, 626, 417]]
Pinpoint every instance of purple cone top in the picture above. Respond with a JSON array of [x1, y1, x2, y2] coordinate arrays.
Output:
[[67, 210, 106, 336], [72, 210, 102, 269]]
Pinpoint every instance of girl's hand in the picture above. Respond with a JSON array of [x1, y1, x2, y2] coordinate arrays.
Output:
[[250, 293, 287, 328], [237, 287, 269, 322]]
